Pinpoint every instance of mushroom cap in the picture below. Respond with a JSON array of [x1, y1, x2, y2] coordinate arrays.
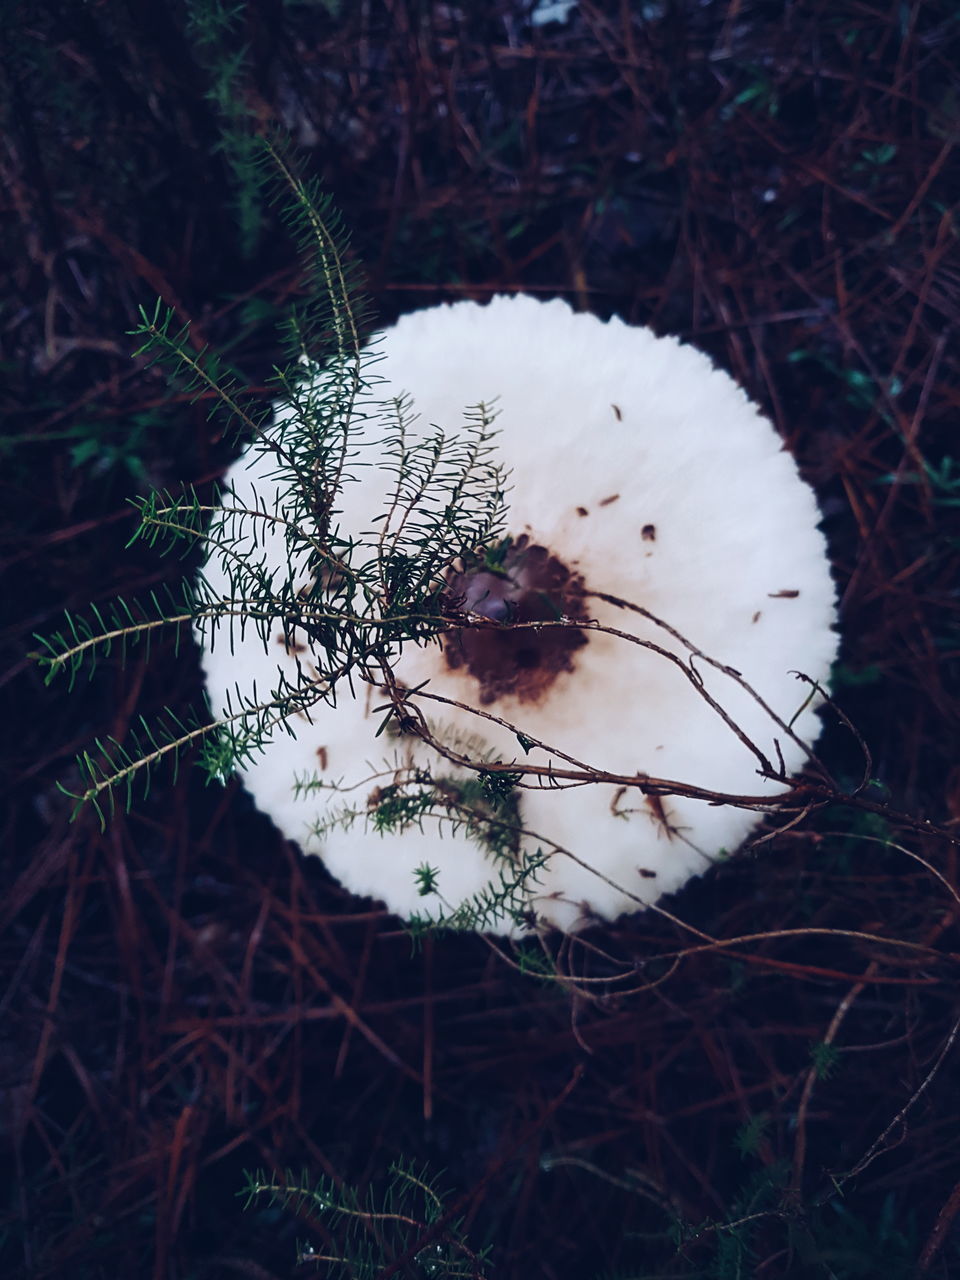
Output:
[[198, 295, 838, 933]]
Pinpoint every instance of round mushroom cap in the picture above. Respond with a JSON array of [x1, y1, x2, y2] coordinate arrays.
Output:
[[198, 295, 838, 934]]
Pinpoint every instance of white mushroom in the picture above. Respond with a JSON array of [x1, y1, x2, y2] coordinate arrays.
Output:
[[198, 295, 838, 934]]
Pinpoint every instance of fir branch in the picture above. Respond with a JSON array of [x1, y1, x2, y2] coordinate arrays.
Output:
[[239, 1161, 489, 1279], [62, 706, 210, 829], [254, 135, 372, 518], [129, 298, 270, 447], [59, 660, 356, 829], [257, 134, 368, 375], [38, 132, 516, 826], [409, 844, 548, 937], [34, 586, 194, 690], [184, 0, 265, 255]]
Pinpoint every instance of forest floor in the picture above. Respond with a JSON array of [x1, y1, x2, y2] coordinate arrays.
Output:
[[2, 1, 960, 1276]]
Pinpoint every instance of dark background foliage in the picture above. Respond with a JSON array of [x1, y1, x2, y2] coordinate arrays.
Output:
[[2, 1, 959, 1276]]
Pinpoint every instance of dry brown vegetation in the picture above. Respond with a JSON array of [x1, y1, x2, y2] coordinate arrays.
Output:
[[2, 1, 960, 1276]]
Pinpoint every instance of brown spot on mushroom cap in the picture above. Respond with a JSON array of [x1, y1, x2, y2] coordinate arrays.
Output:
[[645, 794, 676, 839], [599, 493, 620, 507], [641, 523, 656, 541], [610, 785, 628, 815], [443, 535, 588, 705], [576, 506, 589, 517], [768, 589, 800, 598], [316, 746, 328, 770], [276, 632, 307, 655]]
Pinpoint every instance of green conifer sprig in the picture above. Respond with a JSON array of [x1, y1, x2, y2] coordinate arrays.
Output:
[[68, 707, 209, 827], [184, 0, 267, 256], [254, 136, 371, 373], [408, 845, 548, 939], [302, 753, 547, 937], [35, 585, 192, 691], [240, 1160, 489, 1277], [130, 299, 273, 446], [34, 137, 517, 886]]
